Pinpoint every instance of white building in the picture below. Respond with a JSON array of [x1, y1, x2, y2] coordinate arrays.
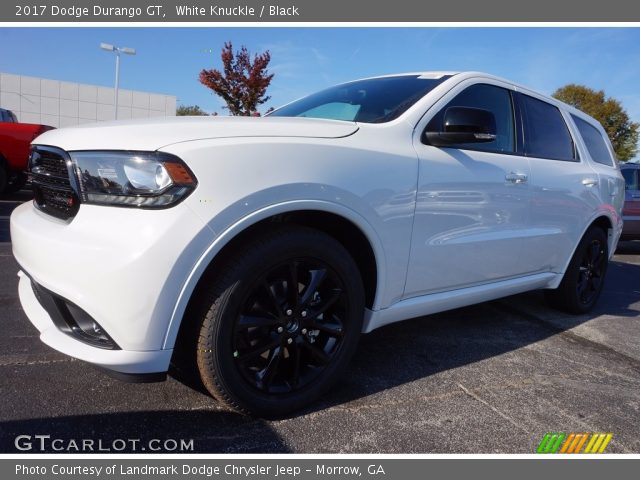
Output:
[[0, 72, 177, 127]]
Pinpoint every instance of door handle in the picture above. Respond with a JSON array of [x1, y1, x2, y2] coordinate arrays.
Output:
[[582, 178, 599, 187], [505, 172, 528, 184]]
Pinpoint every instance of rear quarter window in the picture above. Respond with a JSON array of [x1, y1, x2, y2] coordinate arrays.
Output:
[[572, 115, 615, 167]]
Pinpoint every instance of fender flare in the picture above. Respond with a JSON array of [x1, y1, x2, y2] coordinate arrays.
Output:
[[549, 209, 621, 289], [161, 199, 387, 350]]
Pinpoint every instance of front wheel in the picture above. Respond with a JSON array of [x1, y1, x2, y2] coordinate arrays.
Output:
[[545, 226, 609, 314], [195, 227, 365, 417]]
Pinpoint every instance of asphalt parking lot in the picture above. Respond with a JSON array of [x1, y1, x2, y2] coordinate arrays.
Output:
[[1, 191, 639, 453]]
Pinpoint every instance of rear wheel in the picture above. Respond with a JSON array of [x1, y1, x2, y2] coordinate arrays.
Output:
[[195, 227, 364, 417], [545, 227, 609, 314]]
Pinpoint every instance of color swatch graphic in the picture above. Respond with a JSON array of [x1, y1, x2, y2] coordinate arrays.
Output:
[[537, 432, 613, 454]]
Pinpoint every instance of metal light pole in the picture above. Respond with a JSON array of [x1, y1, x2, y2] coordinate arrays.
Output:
[[100, 43, 136, 120]]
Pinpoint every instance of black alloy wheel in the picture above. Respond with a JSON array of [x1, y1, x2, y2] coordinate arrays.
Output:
[[576, 237, 606, 306], [233, 258, 348, 394], [195, 227, 364, 417], [545, 226, 609, 314]]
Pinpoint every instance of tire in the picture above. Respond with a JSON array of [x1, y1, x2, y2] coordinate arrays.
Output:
[[195, 226, 365, 417], [0, 164, 7, 194], [3, 171, 28, 194], [545, 227, 609, 314]]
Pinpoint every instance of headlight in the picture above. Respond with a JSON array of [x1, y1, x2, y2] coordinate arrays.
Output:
[[69, 151, 197, 208]]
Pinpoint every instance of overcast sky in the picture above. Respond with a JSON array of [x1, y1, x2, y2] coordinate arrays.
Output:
[[1, 27, 639, 126]]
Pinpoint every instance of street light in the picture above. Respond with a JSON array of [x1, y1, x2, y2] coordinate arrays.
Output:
[[100, 43, 136, 120]]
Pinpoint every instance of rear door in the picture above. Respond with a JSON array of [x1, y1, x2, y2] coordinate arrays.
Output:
[[516, 93, 601, 274]]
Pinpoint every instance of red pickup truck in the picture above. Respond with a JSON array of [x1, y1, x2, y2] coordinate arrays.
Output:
[[0, 108, 54, 194]]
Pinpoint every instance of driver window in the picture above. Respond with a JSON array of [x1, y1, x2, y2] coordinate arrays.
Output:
[[426, 83, 515, 153]]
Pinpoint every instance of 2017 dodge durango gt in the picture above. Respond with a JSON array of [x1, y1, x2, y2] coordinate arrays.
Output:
[[10, 72, 625, 416]]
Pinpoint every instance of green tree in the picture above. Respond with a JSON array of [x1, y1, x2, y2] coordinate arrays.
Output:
[[553, 84, 639, 161], [176, 104, 209, 116], [199, 42, 274, 116]]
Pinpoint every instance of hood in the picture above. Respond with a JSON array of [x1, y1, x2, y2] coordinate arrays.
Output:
[[33, 116, 359, 152]]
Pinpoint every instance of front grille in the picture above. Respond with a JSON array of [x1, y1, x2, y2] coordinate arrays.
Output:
[[29, 146, 80, 220], [37, 154, 69, 177]]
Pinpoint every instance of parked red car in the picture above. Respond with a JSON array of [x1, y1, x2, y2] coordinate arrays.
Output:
[[0, 108, 54, 193]]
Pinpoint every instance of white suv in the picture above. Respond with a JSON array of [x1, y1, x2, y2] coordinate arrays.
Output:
[[11, 72, 624, 416]]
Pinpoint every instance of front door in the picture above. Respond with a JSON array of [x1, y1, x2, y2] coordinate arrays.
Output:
[[405, 81, 532, 297]]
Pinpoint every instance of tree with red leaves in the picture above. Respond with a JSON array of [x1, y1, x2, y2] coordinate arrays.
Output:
[[199, 42, 274, 116]]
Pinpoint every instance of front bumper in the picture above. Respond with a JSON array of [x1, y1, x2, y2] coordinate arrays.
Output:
[[18, 271, 171, 376], [11, 200, 212, 375]]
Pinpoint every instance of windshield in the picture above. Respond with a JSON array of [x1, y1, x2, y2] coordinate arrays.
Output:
[[270, 74, 452, 123]]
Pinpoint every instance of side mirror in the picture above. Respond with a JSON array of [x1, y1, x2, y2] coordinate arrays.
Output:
[[425, 106, 497, 147]]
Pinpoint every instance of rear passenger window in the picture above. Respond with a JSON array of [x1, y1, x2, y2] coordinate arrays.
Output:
[[521, 95, 576, 161], [572, 115, 615, 166]]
